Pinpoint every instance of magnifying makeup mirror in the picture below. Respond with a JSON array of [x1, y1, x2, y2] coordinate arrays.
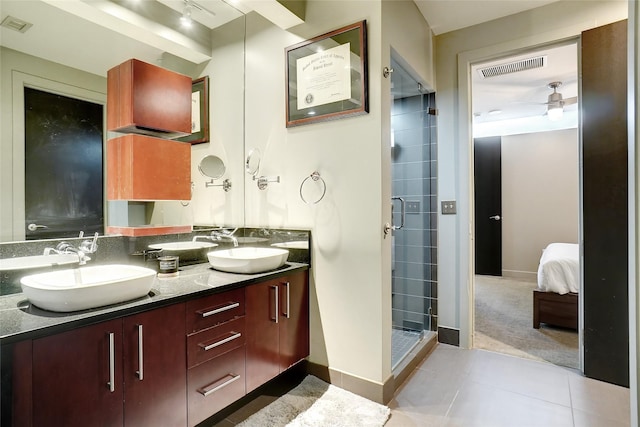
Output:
[[199, 155, 226, 179], [245, 148, 261, 177], [199, 155, 231, 191]]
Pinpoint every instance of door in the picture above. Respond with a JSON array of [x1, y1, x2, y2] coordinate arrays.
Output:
[[32, 319, 124, 426], [474, 136, 502, 276], [245, 280, 280, 392], [123, 303, 187, 426], [24, 87, 104, 239], [278, 271, 310, 371]]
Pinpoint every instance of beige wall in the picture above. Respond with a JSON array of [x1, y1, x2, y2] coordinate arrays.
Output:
[[501, 128, 579, 280], [243, 0, 434, 387], [435, 0, 628, 347]]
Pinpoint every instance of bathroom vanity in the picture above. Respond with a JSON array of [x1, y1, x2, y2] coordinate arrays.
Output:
[[0, 261, 309, 427]]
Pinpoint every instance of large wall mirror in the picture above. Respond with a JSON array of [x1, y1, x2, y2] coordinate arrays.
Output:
[[0, 0, 246, 243]]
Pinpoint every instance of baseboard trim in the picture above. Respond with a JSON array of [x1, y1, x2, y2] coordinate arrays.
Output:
[[502, 269, 537, 282], [305, 361, 395, 405]]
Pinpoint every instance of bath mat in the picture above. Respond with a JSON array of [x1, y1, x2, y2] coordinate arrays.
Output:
[[237, 375, 390, 427]]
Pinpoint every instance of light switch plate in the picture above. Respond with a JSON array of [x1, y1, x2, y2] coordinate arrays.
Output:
[[441, 200, 457, 215]]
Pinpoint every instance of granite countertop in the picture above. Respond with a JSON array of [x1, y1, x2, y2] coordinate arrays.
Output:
[[0, 261, 309, 345]]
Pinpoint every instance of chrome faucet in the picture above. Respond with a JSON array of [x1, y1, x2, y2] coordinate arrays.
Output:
[[193, 228, 239, 247], [43, 232, 99, 265]]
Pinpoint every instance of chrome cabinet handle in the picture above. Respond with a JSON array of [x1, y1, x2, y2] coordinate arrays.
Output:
[[198, 373, 240, 397], [391, 197, 406, 230], [271, 285, 279, 324], [489, 215, 501, 221], [199, 332, 242, 351], [136, 324, 144, 380], [284, 282, 290, 319], [107, 332, 115, 392], [197, 302, 240, 318]]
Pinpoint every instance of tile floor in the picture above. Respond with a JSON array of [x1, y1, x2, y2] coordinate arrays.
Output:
[[209, 344, 630, 426], [388, 344, 630, 427]]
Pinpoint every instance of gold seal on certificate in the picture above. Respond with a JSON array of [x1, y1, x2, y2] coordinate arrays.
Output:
[[296, 43, 351, 110]]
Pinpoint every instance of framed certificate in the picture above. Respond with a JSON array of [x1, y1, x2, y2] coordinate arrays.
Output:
[[285, 21, 368, 127]]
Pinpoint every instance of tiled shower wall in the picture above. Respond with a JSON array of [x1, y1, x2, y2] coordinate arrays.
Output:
[[391, 92, 438, 332]]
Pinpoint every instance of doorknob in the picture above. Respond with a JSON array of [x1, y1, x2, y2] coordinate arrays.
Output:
[[27, 223, 48, 231], [489, 215, 501, 221]]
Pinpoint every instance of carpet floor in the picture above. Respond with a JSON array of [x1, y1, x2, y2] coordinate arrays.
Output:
[[474, 275, 579, 369], [236, 375, 390, 427]]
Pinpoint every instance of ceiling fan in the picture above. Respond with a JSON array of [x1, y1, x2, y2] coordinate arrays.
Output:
[[545, 81, 577, 121]]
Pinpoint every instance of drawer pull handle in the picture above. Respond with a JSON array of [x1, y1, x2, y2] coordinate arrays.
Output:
[[198, 373, 240, 397], [198, 302, 240, 318], [199, 332, 242, 351], [284, 281, 290, 319]]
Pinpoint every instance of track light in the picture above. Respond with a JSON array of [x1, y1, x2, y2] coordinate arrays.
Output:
[[180, 2, 192, 27]]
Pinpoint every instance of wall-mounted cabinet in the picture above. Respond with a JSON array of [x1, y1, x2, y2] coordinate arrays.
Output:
[[107, 134, 191, 201], [107, 59, 192, 138]]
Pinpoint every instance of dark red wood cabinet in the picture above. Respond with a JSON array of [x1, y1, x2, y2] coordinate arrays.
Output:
[[31, 304, 187, 427], [246, 271, 309, 392], [5, 271, 309, 426], [107, 58, 192, 138]]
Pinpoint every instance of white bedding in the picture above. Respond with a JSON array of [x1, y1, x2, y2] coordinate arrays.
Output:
[[537, 243, 579, 295]]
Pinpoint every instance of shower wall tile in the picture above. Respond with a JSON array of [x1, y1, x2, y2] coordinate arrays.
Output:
[[392, 92, 437, 334]]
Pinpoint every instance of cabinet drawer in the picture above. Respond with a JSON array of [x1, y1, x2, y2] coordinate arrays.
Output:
[[187, 347, 246, 427], [186, 288, 245, 333], [187, 316, 245, 368]]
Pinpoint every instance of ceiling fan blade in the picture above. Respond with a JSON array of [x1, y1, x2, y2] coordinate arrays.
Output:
[[563, 96, 578, 106]]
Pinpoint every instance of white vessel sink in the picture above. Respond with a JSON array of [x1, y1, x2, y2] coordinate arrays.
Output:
[[271, 241, 309, 250], [207, 247, 289, 274], [20, 264, 156, 312], [148, 241, 218, 251], [0, 254, 89, 272]]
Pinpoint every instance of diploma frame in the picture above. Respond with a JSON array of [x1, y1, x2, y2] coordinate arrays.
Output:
[[285, 20, 368, 127], [177, 76, 209, 144]]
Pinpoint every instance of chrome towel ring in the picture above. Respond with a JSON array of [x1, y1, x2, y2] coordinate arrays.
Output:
[[299, 171, 326, 204]]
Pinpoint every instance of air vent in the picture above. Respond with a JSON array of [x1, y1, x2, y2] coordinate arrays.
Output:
[[478, 55, 546, 78], [1, 16, 33, 33]]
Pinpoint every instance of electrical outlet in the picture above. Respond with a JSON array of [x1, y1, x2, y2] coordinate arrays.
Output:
[[441, 200, 457, 215]]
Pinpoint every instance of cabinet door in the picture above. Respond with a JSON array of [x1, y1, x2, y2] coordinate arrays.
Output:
[[123, 303, 187, 426], [278, 271, 310, 371], [245, 280, 280, 392], [32, 319, 123, 427]]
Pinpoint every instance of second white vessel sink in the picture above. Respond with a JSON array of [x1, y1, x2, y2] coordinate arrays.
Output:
[[0, 254, 89, 272], [20, 264, 156, 312], [207, 247, 289, 274]]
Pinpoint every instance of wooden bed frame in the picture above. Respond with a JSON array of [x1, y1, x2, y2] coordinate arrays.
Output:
[[532, 289, 578, 330]]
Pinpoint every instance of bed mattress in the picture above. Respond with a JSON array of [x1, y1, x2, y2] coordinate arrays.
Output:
[[537, 243, 579, 294]]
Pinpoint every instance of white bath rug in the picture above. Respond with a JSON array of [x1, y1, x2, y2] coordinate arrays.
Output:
[[237, 375, 390, 427]]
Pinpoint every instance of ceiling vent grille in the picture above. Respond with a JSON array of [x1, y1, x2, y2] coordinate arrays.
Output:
[[1, 16, 33, 33], [478, 55, 546, 78]]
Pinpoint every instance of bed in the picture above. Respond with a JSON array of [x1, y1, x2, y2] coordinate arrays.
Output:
[[533, 243, 579, 330]]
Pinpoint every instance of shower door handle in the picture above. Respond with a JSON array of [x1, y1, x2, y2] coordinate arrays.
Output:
[[391, 197, 406, 231]]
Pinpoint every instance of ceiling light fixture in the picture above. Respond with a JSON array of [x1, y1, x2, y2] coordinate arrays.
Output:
[[546, 81, 564, 121], [179, 0, 217, 27], [180, 1, 193, 27]]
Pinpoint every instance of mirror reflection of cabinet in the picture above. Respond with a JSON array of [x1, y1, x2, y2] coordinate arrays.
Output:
[[107, 59, 192, 138]]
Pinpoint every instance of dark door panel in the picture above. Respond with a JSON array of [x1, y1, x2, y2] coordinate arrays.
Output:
[[474, 137, 502, 276]]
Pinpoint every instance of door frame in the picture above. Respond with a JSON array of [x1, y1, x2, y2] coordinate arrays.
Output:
[[457, 36, 584, 368], [10, 72, 107, 241]]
